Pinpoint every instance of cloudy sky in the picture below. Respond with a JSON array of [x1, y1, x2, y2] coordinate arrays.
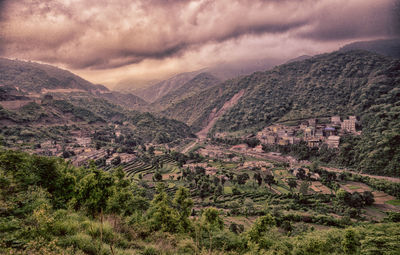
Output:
[[0, 0, 398, 88]]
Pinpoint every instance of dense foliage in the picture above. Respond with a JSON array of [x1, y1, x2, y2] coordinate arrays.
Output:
[[1, 149, 399, 254], [163, 51, 400, 176], [151, 72, 220, 112], [0, 97, 194, 145]]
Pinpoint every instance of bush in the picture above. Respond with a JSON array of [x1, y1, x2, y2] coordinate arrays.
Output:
[[177, 239, 196, 254], [141, 246, 159, 255], [59, 233, 97, 255]]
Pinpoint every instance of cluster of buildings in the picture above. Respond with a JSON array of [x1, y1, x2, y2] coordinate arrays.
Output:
[[257, 116, 359, 148]]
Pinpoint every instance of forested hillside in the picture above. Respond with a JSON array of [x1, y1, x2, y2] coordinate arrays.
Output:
[[0, 97, 194, 146], [133, 70, 204, 103], [0, 58, 148, 109], [339, 38, 400, 59], [162, 50, 400, 176], [151, 72, 220, 111]]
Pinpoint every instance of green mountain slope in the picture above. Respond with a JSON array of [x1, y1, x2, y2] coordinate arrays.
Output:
[[0, 96, 194, 146], [0, 58, 107, 93], [162, 50, 400, 176], [151, 72, 220, 111], [213, 50, 399, 132], [339, 38, 400, 59], [133, 70, 204, 103], [0, 58, 148, 109]]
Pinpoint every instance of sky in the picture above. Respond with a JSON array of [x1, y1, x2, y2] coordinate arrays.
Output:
[[0, 0, 398, 88]]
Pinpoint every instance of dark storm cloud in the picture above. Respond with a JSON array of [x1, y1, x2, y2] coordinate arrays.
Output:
[[298, 0, 394, 41], [0, 0, 395, 70]]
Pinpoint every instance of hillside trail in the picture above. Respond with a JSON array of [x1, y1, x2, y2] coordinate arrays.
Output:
[[196, 89, 245, 139], [181, 139, 199, 154]]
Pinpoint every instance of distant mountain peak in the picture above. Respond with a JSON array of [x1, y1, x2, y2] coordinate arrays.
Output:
[[339, 38, 400, 58]]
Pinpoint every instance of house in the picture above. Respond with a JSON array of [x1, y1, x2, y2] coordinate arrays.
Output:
[[331, 116, 341, 125], [231, 144, 249, 152], [265, 135, 276, 144], [304, 127, 315, 137], [278, 139, 290, 146], [341, 118, 356, 133], [308, 118, 316, 127], [75, 137, 91, 147], [253, 144, 264, 153], [307, 139, 320, 147], [327, 136, 340, 148], [300, 122, 309, 130], [324, 127, 336, 136], [315, 129, 324, 138]]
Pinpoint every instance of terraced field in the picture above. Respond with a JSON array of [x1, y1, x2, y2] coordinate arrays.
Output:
[[104, 155, 178, 179]]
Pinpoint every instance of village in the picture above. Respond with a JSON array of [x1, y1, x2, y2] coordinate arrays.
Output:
[[256, 115, 360, 148], [27, 115, 361, 169]]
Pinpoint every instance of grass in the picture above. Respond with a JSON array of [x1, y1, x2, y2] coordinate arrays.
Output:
[[274, 185, 290, 194], [224, 186, 233, 194], [386, 199, 400, 206], [348, 185, 361, 190]]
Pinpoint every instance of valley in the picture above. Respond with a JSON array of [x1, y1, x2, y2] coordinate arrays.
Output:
[[1, 49, 399, 255]]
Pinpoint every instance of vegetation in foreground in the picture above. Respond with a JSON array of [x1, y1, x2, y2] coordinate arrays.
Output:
[[1, 149, 399, 255]]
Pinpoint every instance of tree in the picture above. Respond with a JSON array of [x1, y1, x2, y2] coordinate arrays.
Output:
[[75, 168, 114, 252], [342, 228, 360, 254], [362, 191, 374, 206], [173, 187, 194, 232], [200, 208, 224, 253], [153, 171, 162, 182], [237, 173, 250, 185], [229, 223, 244, 234], [147, 184, 179, 232], [212, 176, 220, 186], [299, 180, 311, 195], [336, 188, 350, 204], [221, 177, 226, 186], [247, 214, 276, 243], [148, 146, 155, 155], [264, 174, 275, 190], [310, 161, 319, 172], [195, 166, 206, 175], [296, 168, 307, 180], [350, 192, 364, 208], [111, 156, 121, 166], [254, 172, 263, 186], [288, 178, 297, 193]]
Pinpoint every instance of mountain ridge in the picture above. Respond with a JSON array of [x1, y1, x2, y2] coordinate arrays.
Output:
[[0, 58, 148, 109]]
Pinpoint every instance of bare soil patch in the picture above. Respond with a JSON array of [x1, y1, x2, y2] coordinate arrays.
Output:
[[310, 181, 332, 195], [196, 89, 245, 139], [340, 181, 371, 193], [0, 100, 33, 110]]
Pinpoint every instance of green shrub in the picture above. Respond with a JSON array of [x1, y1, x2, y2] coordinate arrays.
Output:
[[141, 246, 159, 255], [59, 233, 98, 255]]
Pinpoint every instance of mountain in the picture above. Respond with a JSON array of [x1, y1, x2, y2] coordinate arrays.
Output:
[[112, 78, 161, 94], [0, 58, 194, 146], [0, 96, 194, 147], [0, 58, 107, 93], [120, 57, 282, 103], [285, 55, 312, 64], [205, 57, 282, 80], [150, 72, 220, 111], [162, 50, 400, 176], [132, 70, 204, 103], [339, 38, 400, 58], [0, 58, 148, 109]]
